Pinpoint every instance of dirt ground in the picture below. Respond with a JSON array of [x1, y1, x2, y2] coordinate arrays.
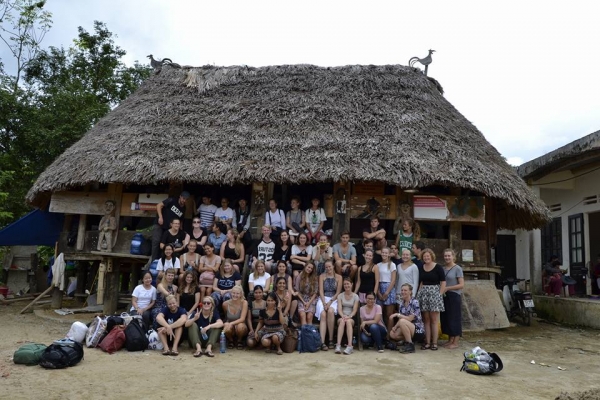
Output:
[[0, 303, 599, 400]]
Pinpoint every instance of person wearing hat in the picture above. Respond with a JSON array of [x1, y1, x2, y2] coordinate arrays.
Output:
[[151, 191, 189, 262]]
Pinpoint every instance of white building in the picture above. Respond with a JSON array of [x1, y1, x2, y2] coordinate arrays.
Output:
[[512, 130, 600, 295]]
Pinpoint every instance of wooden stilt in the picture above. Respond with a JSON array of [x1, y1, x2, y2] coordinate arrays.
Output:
[[19, 286, 55, 314]]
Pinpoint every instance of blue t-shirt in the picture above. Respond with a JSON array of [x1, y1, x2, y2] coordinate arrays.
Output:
[[194, 309, 222, 329], [208, 233, 226, 252], [160, 306, 187, 324], [216, 272, 242, 291]]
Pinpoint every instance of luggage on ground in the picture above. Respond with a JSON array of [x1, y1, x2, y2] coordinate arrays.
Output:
[[39, 339, 84, 369], [98, 325, 126, 354], [125, 318, 148, 351], [66, 321, 88, 344], [86, 316, 108, 348], [298, 324, 321, 353], [460, 346, 504, 375], [13, 343, 47, 366]]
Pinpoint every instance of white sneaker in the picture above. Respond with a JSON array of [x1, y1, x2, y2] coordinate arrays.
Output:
[[343, 346, 353, 355], [335, 344, 342, 354]]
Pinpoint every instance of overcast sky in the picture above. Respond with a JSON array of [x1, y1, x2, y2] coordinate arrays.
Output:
[[3, 0, 599, 165]]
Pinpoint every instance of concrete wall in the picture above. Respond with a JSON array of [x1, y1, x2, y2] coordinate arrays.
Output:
[[534, 295, 600, 329]]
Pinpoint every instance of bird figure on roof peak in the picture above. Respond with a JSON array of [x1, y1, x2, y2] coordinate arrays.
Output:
[[409, 49, 435, 75], [147, 54, 181, 74]]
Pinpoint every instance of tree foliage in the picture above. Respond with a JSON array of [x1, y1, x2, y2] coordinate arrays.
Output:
[[0, 2, 151, 228]]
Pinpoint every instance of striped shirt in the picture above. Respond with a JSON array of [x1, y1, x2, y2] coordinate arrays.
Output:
[[197, 204, 217, 229]]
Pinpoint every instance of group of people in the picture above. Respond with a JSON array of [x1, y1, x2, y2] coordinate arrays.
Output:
[[136, 192, 465, 357]]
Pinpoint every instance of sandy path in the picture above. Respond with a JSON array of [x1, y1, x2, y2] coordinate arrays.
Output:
[[0, 305, 598, 399]]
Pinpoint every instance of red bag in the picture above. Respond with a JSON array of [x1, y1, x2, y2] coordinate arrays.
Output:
[[98, 325, 126, 354]]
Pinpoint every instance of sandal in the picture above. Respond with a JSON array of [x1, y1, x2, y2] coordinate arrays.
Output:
[[328, 342, 335, 349], [162, 350, 171, 356], [171, 350, 179, 356], [321, 343, 329, 351], [276, 349, 283, 355], [265, 349, 272, 354], [193, 351, 202, 358], [237, 343, 244, 350], [431, 344, 438, 351], [420, 343, 431, 350], [206, 350, 214, 357], [227, 342, 234, 349]]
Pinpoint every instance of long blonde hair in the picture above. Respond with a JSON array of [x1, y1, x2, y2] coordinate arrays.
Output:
[[229, 229, 243, 257], [202, 296, 215, 322], [253, 260, 266, 279]]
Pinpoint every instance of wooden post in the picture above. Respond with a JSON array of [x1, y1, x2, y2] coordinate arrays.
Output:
[[76, 214, 87, 250], [103, 258, 119, 315], [97, 262, 107, 305], [251, 182, 267, 238], [50, 287, 64, 309], [129, 262, 141, 294], [332, 181, 350, 241], [29, 252, 39, 293], [75, 261, 88, 305]]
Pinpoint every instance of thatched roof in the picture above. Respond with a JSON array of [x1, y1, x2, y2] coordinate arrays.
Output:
[[27, 64, 550, 229]]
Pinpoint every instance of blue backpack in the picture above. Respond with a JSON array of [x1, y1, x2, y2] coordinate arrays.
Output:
[[298, 325, 321, 353]]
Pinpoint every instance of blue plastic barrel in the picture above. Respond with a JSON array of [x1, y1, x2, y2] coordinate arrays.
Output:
[[149, 260, 159, 286], [130, 233, 144, 255]]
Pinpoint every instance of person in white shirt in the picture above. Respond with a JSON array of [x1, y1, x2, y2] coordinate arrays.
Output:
[[215, 197, 236, 230], [265, 199, 286, 238], [305, 197, 327, 245]]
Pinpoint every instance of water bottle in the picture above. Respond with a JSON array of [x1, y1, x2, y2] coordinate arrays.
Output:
[[201, 329, 208, 341], [220, 332, 227, 353], [297, 329, 302, 352], [352, 336, 357, 347]]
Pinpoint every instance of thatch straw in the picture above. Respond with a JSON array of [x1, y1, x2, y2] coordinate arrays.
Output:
[[26, 64, 550, 229]]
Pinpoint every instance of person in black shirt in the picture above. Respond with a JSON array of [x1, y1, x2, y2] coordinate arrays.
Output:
[[151, 191, 189, 261]]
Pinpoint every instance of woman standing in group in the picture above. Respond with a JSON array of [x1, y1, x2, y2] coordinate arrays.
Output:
[[273, 277, 292, 324], [151, 268, 178, 328], [185, 296, 223, 358], [395, 218, 420, 255], [248, 260, 271, 297], [156, 245, 181, 283], [179, 240, 200, 286], [222, 285, 248, 349], [376, 247, 397, 334], [316, 260, 342, 350], [189, 218, 208, 252], [292, 262, 319, 326], [441, 249, 464, 349], [416, 248, 446, 351], [198, 243, 221, 298], [355, 249, 379, 304], [360, 292, 387, 352], [389, 283, 425, 354], [211, 259, 242, 308], [395, 248, 420, 302], [265, 199, 286, 239], [130, 272, 156, 329], [335, 277, 359, 355], [255, 292, 287, 355], [290, 233, 313, 279], [273, 231, 293, 272], [220, 229, 245, 273], [178, 270, 200, 317], [246, 285, 266, 349]]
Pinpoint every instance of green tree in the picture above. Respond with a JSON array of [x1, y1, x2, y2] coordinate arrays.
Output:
[[0, 10, 151, 227]]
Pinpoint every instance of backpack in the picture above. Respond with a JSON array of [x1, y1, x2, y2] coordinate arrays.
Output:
[[460, 348, 503, 375], [39, 340, 84, 369], [98, 326, 126, 354], [298, 324, 321, 353], [125, 318, 149, 351], [146, 329, 164, 351], [13, 343, 47, 366], [140, 237, 152, 256], [86, 316, 108, 348]]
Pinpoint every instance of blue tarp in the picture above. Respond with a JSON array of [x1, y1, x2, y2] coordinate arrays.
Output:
[[0, 209, 64, 246]]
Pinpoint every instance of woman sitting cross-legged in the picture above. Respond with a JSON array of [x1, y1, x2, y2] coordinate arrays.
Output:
[[222, 285, 249, 349], [360, 292, 387, 353], [211, 258, 242, 309], [335, 277, 359, 355], [246, 285, 266, 349], [255, 292, 287, 355], [292, 262, 319, 326], [185, 296, 224, 358], [389, 283, 425, 354], [155, 294, 188, 356], [316, 260, 342, 350]]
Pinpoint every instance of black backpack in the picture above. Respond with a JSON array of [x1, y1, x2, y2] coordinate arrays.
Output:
[[106, 316, 125, 333], [298, 324, 322, 353], [39, 340, 84, 369], [125, 319, 149, 351]]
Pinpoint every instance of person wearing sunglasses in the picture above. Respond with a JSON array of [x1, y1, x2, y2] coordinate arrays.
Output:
[[186, 296, 224, 358], [188, 218, 208, 254]]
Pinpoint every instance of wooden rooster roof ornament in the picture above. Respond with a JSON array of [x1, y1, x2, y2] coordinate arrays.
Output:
[[147, 54, 181, 74], [409, 49, 435, 76]]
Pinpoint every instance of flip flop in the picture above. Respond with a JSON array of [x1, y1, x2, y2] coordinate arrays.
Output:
[[171, 350, 179, 356], [431, 344, 438, 351], [227, 342, 234, 349], [193, 351, 202, 358], [162, 350, 171, 356], [421, 343, 431, 350], [206, 350, 214, 357], [321, 344, 328, 351], [237, 343, 244, 350]]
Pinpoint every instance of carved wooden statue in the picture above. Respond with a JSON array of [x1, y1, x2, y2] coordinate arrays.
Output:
[[98, 200, 117, 252], [393, 202, 413, 235]]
